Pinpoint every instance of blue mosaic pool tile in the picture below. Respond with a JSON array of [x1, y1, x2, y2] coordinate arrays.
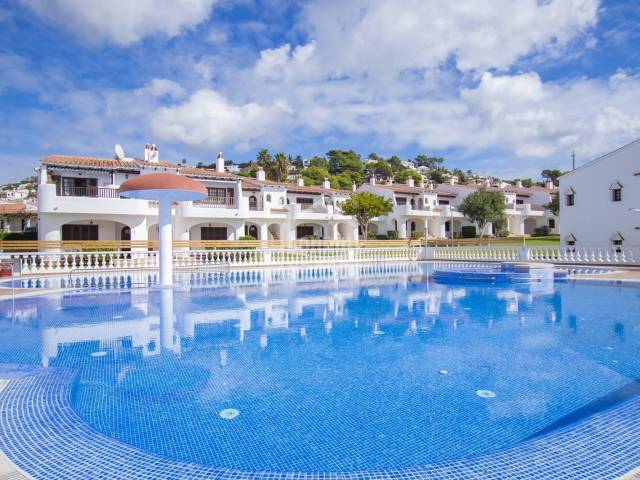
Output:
[[1, 365, 640, 479]]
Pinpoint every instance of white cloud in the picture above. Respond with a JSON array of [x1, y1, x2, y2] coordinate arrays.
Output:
[[301, 0, 599, 75], [18, 0, 216, 46], [151, 89, 292, 151]]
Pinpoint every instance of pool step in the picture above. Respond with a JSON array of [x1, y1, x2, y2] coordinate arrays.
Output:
[[528, 379, 640, 440]]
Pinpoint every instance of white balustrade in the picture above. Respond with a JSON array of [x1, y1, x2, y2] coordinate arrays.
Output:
[[5, 247, 421, 276], [428, 245, 640, 265]]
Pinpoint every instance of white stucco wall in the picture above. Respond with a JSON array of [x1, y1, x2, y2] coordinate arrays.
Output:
[[559, 139, 640, 246]]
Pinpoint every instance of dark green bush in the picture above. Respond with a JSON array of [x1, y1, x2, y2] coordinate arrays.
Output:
[[461, 226, 477, 238], [387, 230, 399, 240], [533, 226, 550, 237], [2, 231, 37, 241]]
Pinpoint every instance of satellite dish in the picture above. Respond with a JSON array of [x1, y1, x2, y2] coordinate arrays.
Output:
[[114, 144, 125, 160]]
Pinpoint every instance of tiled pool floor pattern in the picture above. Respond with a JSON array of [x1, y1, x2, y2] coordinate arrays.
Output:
[[1, 365, 640, 480]]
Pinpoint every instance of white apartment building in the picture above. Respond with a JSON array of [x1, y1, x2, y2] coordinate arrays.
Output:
[[36, 146, 358, 245], [359, 177, 557, 239], [559, 138, 640, 247]]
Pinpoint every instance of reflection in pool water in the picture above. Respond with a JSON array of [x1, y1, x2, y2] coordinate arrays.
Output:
[[0, 262, 638, 472]]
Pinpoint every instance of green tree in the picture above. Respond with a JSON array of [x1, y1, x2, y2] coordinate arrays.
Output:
[[272, 152, 291, 182], [427, 168, 447, 184], [541, 169, 563, 186], [302, 166, 331, 185], [326, 149, 364, 183], [386, 155, 404, 172], [458, 189, 506, 238], [256, 149, 273, 167], [292, 155, 304, 171], [394, 169, 422, 184], [331, 173, 354, 190], [308, 156, 329, 169], [341, 192, 393, 239], [451, 168, 468, 184], [414, 155, 444, 169], [545, 192, 560, 216], [365, 160, 393, 182]]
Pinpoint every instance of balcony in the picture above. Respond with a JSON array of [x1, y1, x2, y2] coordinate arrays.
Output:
[[193, 196, 237, 209], [55, 185, 120, 198]]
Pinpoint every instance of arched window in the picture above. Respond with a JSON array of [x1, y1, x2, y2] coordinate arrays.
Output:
[[249, 196, 258, 210], [266, 194, 272, 202]]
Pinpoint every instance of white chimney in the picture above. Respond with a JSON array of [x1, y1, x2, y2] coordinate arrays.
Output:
[[418, 179, 424, 188], [216, 152, 225, 173], [428, 181, 435, 190], [256, 167, 266, 181], [352, 182, 357, 192], [406, 177, 415, 188], [449, 177, 456, 185], [369, 176, 376, 185], [297, 177, 305, 186], [144, 143, 159, 163], [546, 180, 555, 189], [516, 180, 523, 188], [483, 178, 491, 187], [323, 177, 331, 189]]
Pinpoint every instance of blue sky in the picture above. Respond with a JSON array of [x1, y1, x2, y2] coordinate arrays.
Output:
[[1, 0, 639, 182]]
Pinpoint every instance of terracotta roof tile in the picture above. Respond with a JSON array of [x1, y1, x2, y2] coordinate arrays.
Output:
[[371, 183, 438, 195], [178, 167, 238, 180], [0, 202, 37, 215], [41, 155, 179, 170]]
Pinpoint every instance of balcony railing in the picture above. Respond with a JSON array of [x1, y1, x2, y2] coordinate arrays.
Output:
[[193, 196, 236, 208], [55, 185, 121, 198]]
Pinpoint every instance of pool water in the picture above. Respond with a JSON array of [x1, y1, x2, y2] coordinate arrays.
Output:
[[0, 263, 638, 472]]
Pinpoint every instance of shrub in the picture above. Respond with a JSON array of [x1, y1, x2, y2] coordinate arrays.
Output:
[[410, 230, 423, 239], [533, 226, 550, 237], [387, 230, 399, 239], [238, 235, 256, 240], [2, 231, 37, 241], [496, 228, 510, 238], [367, 231, 377, 239], [375, 234, 389, 240], [461, 226, 477, 238]]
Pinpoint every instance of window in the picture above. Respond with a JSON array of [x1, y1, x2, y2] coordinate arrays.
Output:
[[62, 224, 98, 241], [567, 240, 576, 246], [201, 227, 227, 240], [438, 199, 450, 205], [612, 188, 622, 202], [296, 225, 315, 239], [516, 199, 524, 205], [548, 218, 556, 229], [396, 197, 407, 205], [249, 196, 258, 210], [296, 197, 314, 209], [566, 194, 575, 206], [612, 239, 623, 246], [266, 194, 271, 202], [58, 177, 98, 197]]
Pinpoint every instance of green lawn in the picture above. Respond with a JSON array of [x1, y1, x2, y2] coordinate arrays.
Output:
[[487, 235, 560, 246]]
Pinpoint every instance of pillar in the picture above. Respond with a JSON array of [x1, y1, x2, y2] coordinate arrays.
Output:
[[158, 200, 173, 286], [398, 220, 408, 239], [260, 223, 269, 241], [160, 287, 178, 353]]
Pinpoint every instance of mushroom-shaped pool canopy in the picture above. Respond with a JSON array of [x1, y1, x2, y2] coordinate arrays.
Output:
[[119, 173, 207, 201]]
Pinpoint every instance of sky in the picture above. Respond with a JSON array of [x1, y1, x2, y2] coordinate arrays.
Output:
[[1, 0, 640, 182]]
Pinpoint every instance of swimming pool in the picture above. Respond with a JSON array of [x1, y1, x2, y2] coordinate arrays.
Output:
[[0, 262, 639, 477]]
